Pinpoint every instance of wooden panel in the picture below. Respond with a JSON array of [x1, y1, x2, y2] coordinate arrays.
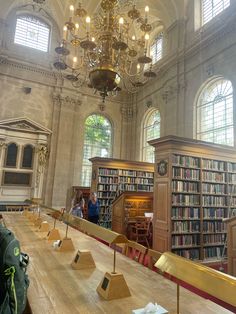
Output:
[[227, 221, 236, 276], [154, 233, 168, 252], [156, 182, 169, 222], [153, 182, 169, 252], [232, 226, 236, 250]]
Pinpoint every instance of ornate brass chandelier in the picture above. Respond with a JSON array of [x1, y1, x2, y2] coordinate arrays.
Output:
[[54, 0, 156, 101]]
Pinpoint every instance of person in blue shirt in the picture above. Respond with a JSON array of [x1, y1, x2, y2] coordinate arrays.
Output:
[[88, 192, 100, 224]]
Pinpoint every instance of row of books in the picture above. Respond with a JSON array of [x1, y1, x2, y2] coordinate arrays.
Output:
[[97, 191, 113, 198], [172, 155, 200, 168], [172, 249, 200, 260], [99, 200, 107, 206], [171, 207, 200, 219], [203, 233, 226, 244], [203, 207, 227, 219], [202, 195, 226, 206], [98, 168, 154, 178], [228, 185, 236, 194], [172, 155, 236, 172], [99, 213, 112, 220], [97, 184, 117, 191], [230, 199, 236, 206], [172, 221, 200, 232], [172, 168, 200, 180], [98, 176, 119, 184], [203, 247, 225, 259], [172, 194, 200, 206], [98, 168, 118, 176], [228, 162, 236, 172], [172, 181, 199, 193], [228, 173, 236, 183], [202, 183, 226, 194], [98, 177, 154, 185], [119, 184, 153, 192], [99, 221, 111, 229], [202, 171, 225, 182], [118, 169, 154, 177], [119, 177, 153, 184], [202, 159, 225, 171], [172, 234, 200, 246], [202, 221, 226, 232]]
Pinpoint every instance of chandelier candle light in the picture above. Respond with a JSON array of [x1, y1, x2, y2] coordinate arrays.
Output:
[[54, 0, 157, 102]]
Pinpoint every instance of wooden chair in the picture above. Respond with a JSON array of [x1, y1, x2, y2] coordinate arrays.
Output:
[[146, 249, 162, 271], [130, 216, 150, 247], [123, 240, 147, 265]]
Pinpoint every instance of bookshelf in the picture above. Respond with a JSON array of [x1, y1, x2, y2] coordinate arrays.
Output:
[[90, 157, 154, 228], [149, 136, 236, 262]]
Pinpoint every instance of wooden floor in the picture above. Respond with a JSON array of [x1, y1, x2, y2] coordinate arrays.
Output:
[[3, 213, 234, 314]]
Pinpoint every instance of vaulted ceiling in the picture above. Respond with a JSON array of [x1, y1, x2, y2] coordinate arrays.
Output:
[[0, 0, 188, 30]]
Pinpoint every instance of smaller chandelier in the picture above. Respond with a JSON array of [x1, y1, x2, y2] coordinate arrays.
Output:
[[54, 1, 157, 102]]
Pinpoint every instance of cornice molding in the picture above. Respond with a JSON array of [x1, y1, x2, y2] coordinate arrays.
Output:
[[0, 55, 58, 82], [0, 55, 124, 105]]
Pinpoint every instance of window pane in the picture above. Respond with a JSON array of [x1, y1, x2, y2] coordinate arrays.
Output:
[[5, 143, 18, 167], [197, 79, 234, 146], [14, 15, 50, 52], [143, 110, 161, 162], [202, 0, 230, 25], [81, 115, 112, 186], [22, 145, 34, 168], [151, 33, 163, 64]]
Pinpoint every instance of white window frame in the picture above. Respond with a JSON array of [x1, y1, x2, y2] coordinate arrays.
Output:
[[201, 0, 230, 25], [196, 78, 234, 146], [150, 33, 163, 64], [81, 114, 112, 186], [142, 109, 161, 162], [14, 15, 50, 52]]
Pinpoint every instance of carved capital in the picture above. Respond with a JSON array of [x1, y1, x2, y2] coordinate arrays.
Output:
[[36, 144, 49, 167], [52, 93, 81, 110], [0, 141, 7, 149], [121, 105, 136, 121]]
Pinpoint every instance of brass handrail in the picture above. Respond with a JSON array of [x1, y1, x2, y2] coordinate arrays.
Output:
[[155, 252, 236, 308], [30, 202, 128, 245]]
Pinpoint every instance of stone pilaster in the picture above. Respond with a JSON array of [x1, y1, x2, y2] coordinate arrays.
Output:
[[48, 93, 81, 208]]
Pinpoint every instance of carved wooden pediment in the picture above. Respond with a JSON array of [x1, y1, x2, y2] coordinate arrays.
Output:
[[0, 117, 52, 134]]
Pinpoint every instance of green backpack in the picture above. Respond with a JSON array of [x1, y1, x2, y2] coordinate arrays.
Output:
[[0, 224, 29, 314]]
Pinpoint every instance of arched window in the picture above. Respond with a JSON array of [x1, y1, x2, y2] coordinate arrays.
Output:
[[22, 145, 34, 168], [202, 0, 230, 25], [5, 143, 18, 167], [14, 15, 50, 52], [142, 109, 161, 162], [81, 114, 112, 186], [150, 33, 163, 64], [196, 78, 234, 146]]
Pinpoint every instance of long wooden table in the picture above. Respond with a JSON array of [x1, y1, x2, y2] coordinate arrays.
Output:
[[3, 213, 233, 314]]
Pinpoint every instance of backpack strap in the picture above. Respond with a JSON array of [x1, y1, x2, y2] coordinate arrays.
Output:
[[4, 266, 17, 314]]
